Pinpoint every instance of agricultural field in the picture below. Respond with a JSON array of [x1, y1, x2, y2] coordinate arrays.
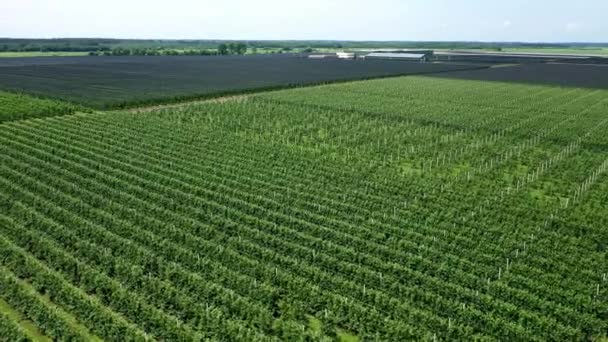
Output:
[[502, 47, 608, 56], [0, 74, 607, 341], [0, 52, 89, 58], [0, 55, 484, 109], [0, 91, 86, 122], [431, 63, 608, 89]]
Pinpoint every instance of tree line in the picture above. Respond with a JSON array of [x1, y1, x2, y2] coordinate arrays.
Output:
[[89, 43, 250, 56], [1, 38, 601, 54]]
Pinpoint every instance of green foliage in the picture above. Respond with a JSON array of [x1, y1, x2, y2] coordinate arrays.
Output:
[[219, 42, 247, 55], [87, 47, 218, 56], [0, 76, 607, 340], [0, 51, 88, 58], [218, 43, 229, 55], [0, 268, 92, 341], [0, 91, 86, 122], [0, 310, 30, 342], [2, 37, 604, 53]]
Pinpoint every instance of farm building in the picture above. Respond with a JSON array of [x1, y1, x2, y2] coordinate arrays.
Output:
[[308, 54, 333, 59], [308, 52, 356, 59], [336, 52, 356, 59], [358, 49, 433, 58], [363, 52, 429, 62], [357, 49, 433, 55]]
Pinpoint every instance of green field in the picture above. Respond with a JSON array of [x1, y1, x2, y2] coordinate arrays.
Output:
[[502, 47, 608, 56], [0, 91, 87, 122], [0, 51, 89, 58], [0, 76, 607, 340], [431, 47, 608, 58]]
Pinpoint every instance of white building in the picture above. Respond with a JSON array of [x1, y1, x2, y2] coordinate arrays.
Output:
[[363, 52, 428, 62], [336, 52, 355, 59], [308, 52, 356, 59]]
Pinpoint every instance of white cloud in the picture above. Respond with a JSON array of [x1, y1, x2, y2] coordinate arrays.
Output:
[[503, 20, 512, 28]]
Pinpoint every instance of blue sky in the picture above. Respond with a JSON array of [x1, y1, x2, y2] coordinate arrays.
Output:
[[1, 0, 606, 42]]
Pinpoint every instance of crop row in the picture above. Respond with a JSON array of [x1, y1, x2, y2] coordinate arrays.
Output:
[[1, 76, 606, 340], [0, 90, 84, 122]]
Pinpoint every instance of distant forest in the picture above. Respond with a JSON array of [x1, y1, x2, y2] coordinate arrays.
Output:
[[1, 38, 607, 54]]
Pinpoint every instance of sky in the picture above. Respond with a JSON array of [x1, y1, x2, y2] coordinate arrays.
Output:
[[1, 0, 607, 42]]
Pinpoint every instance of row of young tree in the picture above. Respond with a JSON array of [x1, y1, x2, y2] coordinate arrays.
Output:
[[89, 48, 215, 56], [9, 103, 605, 340], [1, 80, 606, 340]]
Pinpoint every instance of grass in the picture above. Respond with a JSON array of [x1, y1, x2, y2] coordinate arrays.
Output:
[[0, 51, 89, 58], [501, 47, 608, 56], [337, 329, 360, 342], [34, 294, 103, 342], [308, 316, 360, 341], [433, 47, 608, 57], [0, 297, 51, 342]]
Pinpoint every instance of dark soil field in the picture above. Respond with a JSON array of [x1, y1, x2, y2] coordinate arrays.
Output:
[[0, 55, 484, 109], [429, 63, 608, 89]]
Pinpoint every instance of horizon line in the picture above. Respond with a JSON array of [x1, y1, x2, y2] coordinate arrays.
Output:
[[1, 37, 608, 45]]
